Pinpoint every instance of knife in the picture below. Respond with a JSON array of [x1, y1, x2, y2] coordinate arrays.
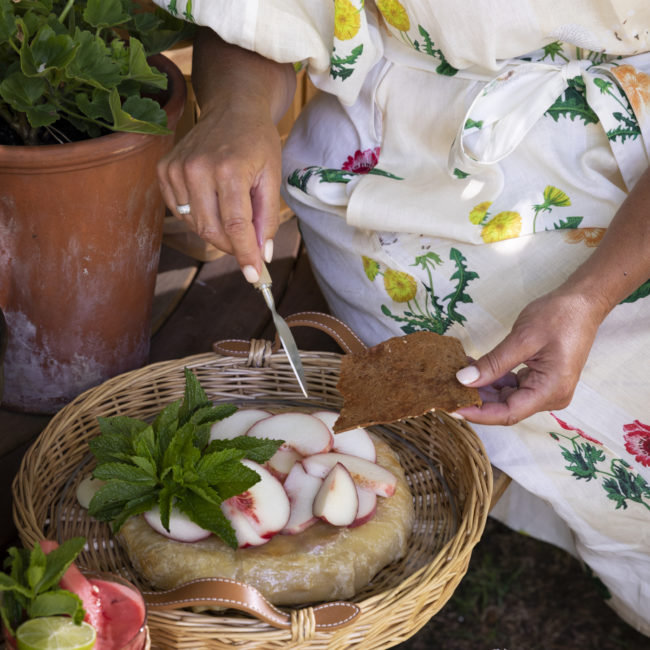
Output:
[[254, 263, 309, 398]]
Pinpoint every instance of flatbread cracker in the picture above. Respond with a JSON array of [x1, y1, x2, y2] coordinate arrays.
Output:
[[333, 331, 481, 432]]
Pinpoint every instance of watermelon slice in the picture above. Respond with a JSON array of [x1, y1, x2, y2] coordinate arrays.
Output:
[[38, 540, 146, 649], [89, 578, 146, 649], [39, 540, 103, 635]]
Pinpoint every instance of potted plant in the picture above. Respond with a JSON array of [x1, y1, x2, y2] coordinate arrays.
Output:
[[0, 0, 193, 413]]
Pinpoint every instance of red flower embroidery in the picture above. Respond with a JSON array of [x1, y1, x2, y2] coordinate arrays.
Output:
[[550, 413, 602, 445], [341, 147, 380, 174], [623, 420, 650, 467]]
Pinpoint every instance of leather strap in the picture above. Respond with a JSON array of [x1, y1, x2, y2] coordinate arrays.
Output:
[[143, 577, 360, 632], [212, 311, 367, 360]]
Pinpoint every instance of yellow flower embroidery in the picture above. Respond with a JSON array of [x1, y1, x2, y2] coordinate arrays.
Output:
[[362, 255, 380, 281], [541, 185, 571, 208], [334, 0, 361, 41], [384, 268, 417, 302], [481, 211, 522, 243], [469, 201, 492, 225], [376, 0, 410, 32], [564, 227, 605, 248], [611, 64, 650, 122]]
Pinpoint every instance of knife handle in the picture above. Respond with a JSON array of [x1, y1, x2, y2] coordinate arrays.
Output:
[[253, 262, 272, 289]]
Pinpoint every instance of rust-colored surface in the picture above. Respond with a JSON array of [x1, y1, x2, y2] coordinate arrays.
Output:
[[0, 55, 186, 414]]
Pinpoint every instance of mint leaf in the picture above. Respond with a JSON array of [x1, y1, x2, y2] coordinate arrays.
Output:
[[86, 369, 264, 546], [206, 436, 284, 464], [182, 492, 238, 549], [178, 368, 210, 425], [29, 590, 85, 624]]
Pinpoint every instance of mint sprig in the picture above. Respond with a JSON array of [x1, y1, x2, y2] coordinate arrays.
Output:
[[0, 537, 87, 636], [87, 369, 283, 548]]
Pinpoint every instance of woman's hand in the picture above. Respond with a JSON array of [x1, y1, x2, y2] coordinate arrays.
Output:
[[454, 287, 606, 425], [156, 28, 296, 283], [456, 164, 650, 426], [157, 103, 283, 281]]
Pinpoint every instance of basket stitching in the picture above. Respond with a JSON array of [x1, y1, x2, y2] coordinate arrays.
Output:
[[291, 315, 366, 352]]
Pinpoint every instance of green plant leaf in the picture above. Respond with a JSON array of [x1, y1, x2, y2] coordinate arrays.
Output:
[[21, 24, 77, 76], [75, 88, 112, 122], [83, 0, 130, 29], [0, 71, 46, 110], [0, 1, 17, 44], [109, 92, 169, 133], [65, 29, 121, 89], [124, 37, 167, 88]]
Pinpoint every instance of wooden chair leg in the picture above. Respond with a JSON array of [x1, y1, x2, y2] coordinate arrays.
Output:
[[489, 466, 511, 511]]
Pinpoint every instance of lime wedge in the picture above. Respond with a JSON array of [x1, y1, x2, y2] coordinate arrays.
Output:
[[16, 617, 96, 650]]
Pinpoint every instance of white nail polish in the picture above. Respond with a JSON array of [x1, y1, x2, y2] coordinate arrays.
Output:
[[263, 239, 274, 264], [242, 265, 260, 283], [456, 365, 480, 385]]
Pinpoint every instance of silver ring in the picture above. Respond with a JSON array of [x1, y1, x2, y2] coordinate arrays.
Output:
[[176, 203, 191, 215]]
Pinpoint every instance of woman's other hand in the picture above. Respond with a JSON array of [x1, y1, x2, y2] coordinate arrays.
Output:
[[454, 287, 605, 425], [455, 164, 650, 426], [156, 28, 296, 283]]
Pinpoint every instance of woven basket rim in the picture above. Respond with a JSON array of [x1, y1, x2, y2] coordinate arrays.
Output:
[[12, 347, 493, 649]]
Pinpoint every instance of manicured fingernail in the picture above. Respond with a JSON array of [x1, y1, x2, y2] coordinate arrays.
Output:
[[449, 411, 466, 420], [456, 365, 480, 385], [242, 265, 260, 283], [263, 239, 274, 264]]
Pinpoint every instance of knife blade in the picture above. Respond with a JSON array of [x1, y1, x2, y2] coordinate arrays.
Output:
[[254, 263, 309, 398]]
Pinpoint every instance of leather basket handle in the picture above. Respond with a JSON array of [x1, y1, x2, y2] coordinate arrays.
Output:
[[143, 577, 360, 632], [212, 311, 367, 358]]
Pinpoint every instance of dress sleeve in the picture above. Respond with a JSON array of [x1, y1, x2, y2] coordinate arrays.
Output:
[[152, 0, 384, 105]]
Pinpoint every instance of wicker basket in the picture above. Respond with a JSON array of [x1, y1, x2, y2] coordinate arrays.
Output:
[[12, 319, 493, 649]]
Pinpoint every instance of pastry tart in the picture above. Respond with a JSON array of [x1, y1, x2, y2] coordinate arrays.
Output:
[[118, 436, 414, 606]]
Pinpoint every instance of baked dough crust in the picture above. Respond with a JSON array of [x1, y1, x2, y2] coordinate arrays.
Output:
[[118, 436, 414, 605]]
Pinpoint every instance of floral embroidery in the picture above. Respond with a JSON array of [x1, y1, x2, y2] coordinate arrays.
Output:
[[611, 65, 650, 124], [287, 150, 402, 192], [533, 185, 571, 233], [549, 415, 650, 511], [342, 147, 380, 173], [564, 227, 605, 247], [481, 211, 522, 243], [330, 44, 364, 81], [383, 268, 417, 302], [623, 421, 650, 468], [413, 25, 457, 76], [362, 256, 379, 281], [551, 412, 602, 445], [365, 248, 478, 334], [545, 76, 599, 126], [375, 0, 410, 31], [469, 201, 492, 225], [165, 0, 194, 21], [592, 76, 641, 143], [334, 0, 362, 41]]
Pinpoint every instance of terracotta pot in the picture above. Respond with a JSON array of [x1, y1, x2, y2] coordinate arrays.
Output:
[[0, 54, 186, 414]]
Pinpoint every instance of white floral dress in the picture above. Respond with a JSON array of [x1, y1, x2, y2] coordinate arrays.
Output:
[[154, 0, 650, 635]]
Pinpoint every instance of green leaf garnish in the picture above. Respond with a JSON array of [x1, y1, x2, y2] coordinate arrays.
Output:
[[87, 369, 283, 548], [0, 537, 87, 636]]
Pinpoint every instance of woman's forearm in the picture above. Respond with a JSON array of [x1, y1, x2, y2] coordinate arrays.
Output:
[[192, 26, 296, 124], [562, 166, 650, 317]]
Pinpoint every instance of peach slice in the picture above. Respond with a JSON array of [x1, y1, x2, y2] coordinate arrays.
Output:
[[312, 410, 376, 461], [302, 452, 397, 497], [281, 463, 323, 535], [143, 505, 212, 543], [266, 447, 302, 482], [209, 408, 271, 441], [221, 459, 290, 547], [312, 463, 359, 527], [246, 412, 333, 456], [349, 486, 377, 528]]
